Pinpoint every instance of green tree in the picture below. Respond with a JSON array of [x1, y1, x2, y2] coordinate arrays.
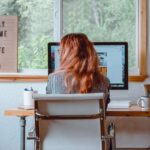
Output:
[[63, 0, 136, 68], [0, 0, 53, 69], [0, 0, 136, 69]]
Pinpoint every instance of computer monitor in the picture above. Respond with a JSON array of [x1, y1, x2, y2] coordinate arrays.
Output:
[[48, 42, 128, 90]]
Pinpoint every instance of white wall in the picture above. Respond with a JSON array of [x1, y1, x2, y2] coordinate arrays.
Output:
[[0, 83, 46, 150], [1, 2, 150, 149]]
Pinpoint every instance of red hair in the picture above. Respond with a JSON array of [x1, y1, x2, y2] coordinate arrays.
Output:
[[59, 33, 101, 93]]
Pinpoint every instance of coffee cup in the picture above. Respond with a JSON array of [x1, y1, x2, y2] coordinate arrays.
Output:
[[137, 96, 150, 109], [23, 90, 34, 107]]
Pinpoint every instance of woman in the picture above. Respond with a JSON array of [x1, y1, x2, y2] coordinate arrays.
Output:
[[46, 33, 110, 105]]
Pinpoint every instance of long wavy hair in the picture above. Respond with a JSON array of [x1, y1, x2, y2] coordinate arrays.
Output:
[[59, 33, 102, 93]]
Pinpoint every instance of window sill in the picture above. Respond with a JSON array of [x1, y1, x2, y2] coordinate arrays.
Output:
[[0, 74, 147, 82], [0, 74, 48, 82], [129, 75, 148, 82]]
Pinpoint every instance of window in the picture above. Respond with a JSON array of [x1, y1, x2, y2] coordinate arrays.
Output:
[[0, 0, 147, 82], [63, 0, 136, 72], [0, 0, 54, 70], [62, 0, 147, 81]]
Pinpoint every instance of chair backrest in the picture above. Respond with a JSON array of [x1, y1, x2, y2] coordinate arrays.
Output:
[[33, 93, 106, 150]]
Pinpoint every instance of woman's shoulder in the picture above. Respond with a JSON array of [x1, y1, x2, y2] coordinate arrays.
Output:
[[99, 73, 110, 87], [48, 70, 66, 79], [92, 73, 110, 93]]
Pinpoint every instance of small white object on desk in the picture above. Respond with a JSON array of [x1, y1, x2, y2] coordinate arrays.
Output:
[[108, 101, 130, 108], [23, 90, 34, 108]]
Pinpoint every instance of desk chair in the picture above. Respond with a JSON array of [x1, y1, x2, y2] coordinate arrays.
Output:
[[33, 93, 110, 150]]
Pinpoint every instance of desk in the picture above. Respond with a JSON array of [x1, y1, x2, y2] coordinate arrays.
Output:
[[107, 107, 150, 117], [5, 107, 150, 150], [107, 107, 150, 150], [4, 109, 34, 150]]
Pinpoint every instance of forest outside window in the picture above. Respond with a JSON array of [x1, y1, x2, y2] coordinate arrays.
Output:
[[62, 0, 147, 81], [0, 0, 147, 82]]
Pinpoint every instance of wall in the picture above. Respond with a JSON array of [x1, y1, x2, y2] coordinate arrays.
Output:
[[0, 2, 150, 150], [0, 83, 46, 150]]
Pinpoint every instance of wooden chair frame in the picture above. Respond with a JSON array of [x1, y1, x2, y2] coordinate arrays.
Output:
[[34, 95, 108, 150]]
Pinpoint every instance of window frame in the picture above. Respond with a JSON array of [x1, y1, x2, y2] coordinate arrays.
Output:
[[0, 0, 147, 82], [129, 0, 147, 82]]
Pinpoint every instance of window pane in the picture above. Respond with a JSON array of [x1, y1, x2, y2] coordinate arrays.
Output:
[[63, 0, 136, 70], [0, 0, 53, 69]]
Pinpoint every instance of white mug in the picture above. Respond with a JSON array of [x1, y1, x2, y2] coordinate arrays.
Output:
[[137, 96, 150, 109], [23, 91, 34, 107]]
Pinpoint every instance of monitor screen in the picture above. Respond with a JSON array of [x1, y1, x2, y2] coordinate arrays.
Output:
[[48, 42, 128, 90]]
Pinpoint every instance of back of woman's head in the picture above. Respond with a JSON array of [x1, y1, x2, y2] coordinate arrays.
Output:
[[59, 33, 101, 93]]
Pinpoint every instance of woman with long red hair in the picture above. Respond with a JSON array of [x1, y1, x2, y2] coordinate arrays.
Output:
[[46, 33, 110, 105]]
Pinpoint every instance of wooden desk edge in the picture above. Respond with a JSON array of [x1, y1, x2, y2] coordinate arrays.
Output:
[[4, 108, 150, 117], [4, 109, 34, 117], [107, 108, 150, 117]]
